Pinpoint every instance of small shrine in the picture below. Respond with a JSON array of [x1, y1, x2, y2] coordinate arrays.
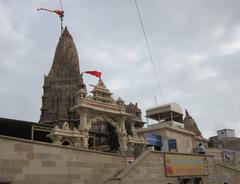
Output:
[[48, 121, 85, 148]]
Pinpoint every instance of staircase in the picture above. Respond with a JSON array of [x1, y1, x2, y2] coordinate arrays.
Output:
[[102, 150, 150, 184]]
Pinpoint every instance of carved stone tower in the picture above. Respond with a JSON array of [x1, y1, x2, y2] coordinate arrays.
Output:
[[183, 109, 202, 137], [39, 27, 85, 127]]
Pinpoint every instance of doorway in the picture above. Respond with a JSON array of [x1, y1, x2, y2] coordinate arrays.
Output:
[[89, 120, 119, 152], [179, 179, 191, 184], [193, 178, 203, 184], [179, 177, 203, 184]]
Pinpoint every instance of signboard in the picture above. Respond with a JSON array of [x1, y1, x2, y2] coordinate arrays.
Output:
[[145, 133, 162, 147], [222, 149, 236, 164], [164, 153, 208, 176]]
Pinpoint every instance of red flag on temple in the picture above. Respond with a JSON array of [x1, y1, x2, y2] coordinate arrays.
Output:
[[54, 10, 64, 17], [84, 71, 102, 78]]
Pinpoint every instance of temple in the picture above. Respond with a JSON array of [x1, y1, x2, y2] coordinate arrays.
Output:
[[39, 27, 85, 127], [38, 27, 146, 153]]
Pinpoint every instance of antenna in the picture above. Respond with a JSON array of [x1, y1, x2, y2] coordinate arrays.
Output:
[[59, 0, 63, 12], [37, 0, 64, 33], [154, 96, 158, 106], [59, 0, 64, 33]]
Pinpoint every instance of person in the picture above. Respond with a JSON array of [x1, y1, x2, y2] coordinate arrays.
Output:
[[198, 143, 206, 154]]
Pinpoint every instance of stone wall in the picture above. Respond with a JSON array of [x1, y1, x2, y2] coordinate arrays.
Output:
[[104, 151, 240, 184], [1, 135, 239, 184], [216, 164, 240, 183], [113, 151, 177, 184], [207, 148, 240, 169], [0, 135, 126, 184]]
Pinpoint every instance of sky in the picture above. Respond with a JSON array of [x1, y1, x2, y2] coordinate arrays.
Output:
[[0, 0, 240, 138]]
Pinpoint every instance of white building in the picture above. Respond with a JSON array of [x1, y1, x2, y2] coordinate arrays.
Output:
[[217, 129, 235, 139]]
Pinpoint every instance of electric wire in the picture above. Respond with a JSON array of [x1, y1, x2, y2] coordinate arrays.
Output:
[[134, 0, 165, 104]]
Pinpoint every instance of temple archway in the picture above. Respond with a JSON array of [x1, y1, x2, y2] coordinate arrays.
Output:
[[61, 139, 73, 147], [73, 78, 147, 153], [89, 116, 120, 152]]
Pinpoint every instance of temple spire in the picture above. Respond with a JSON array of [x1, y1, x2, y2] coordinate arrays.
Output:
[[184, 109, 202, 137], [39, 27, 85, 126], [185, 109, 191, 118], [48, 26, 80, 80]]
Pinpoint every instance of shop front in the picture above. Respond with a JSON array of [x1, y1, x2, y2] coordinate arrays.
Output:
[[178, 177, 203, 184]]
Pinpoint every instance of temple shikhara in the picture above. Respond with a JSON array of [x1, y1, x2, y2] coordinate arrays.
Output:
[[0, 26, 240, 184], [39, 28, 85, 126]]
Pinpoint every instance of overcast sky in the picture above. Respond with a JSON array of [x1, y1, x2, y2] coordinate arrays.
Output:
[[1, 0, 240, 138]]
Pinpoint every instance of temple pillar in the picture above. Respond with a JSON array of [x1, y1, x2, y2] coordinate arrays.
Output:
[[117, 116, 128, 154], [79, 111, 87, 130], [73, 137, 82, 148], [117, 116, 127, 136], [78, 110, 90, 149], [119, 136, 128, 154]]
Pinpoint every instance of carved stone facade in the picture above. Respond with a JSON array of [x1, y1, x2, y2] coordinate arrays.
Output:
[[48, 121, 84, 148], [45, 76, 147, 153], [125, 103, 145, 137], [39, 27, 146, 153], [39, 27, 85, 127], [73, 79, 127, 153]]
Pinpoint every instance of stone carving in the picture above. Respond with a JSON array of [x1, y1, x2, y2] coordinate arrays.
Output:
[[125, 103, 145, 137], [39, 27, 85, 126], [39, 27, 147, 154], [48, 121, 85, 148], [73, 79, 147, 154]]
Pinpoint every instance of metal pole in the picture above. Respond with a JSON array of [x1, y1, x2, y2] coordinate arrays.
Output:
[[31, 125, 34, 140], [61, 18, 63, 33], [158, 113, 161, 123], [93, 134, 96, 150], [154, 96, 157, 106]]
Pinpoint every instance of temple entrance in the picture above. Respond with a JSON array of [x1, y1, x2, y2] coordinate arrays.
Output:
[[89, 118, 120, 152], [179, 178, 203, 184]]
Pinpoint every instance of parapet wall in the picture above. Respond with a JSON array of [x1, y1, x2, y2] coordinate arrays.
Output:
[[1, 135, 239, 184], [215, 164, 240, 183], [104, 151, 239, 184], [0, 135, 126, 184]]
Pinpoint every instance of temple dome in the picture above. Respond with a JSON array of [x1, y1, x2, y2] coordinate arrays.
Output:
[[48, 27, 80, 80]]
